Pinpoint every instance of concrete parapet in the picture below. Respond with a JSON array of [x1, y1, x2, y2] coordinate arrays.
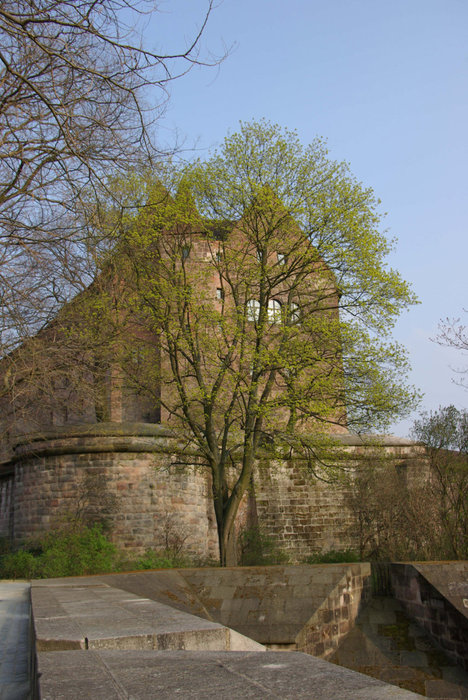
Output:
[[42, 563, 372, 658], [32, 580, 264, 653]]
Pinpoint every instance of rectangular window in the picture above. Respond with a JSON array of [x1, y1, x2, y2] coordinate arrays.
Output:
[[216, 288, 224, 300]]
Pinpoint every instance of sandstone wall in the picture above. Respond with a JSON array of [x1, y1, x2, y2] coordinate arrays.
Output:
[[255, 458, 357, 557], [390, 562, 468, 671], [0, 473, 13, 539], [6, 425, 219, 560], [253, 439, 423, 559], [0, 424, 422, 562]]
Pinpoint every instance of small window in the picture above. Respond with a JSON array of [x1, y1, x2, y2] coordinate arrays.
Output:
[[277, 253, 286, 265], [181, 245, 190, 260], [131, 349, 142, 365], [267, 299, 282, 322], [215, 251, 222, 262], [247, 299, 260, 322], [216, 288, 224, 300], [289, 302, 300, 324]]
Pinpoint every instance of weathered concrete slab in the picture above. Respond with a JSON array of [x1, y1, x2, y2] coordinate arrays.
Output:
[[99, 569, 214, 618], [31, 582, 264, 652], [35, 569, 213, 619], [35, 564, 371, 649], [37, 650, 425, 699], [0, 582, 36, 700]]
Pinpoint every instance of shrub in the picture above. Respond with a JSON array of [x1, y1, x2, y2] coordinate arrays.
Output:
[[0, 523, 117, 579], [0, 550, 38, 579], [124, 549, 192, 571], [38, 524, 117, 577], [304, 549, 360, 564], [239, 527, 289, 566]]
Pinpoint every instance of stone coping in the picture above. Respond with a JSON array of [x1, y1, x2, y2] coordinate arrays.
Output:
[[0, 422, 420, 467], [13, 421, 174, 446], [1, 422, 176, 465], [394, 561, 468, 619], [11, 421, 417, 447]]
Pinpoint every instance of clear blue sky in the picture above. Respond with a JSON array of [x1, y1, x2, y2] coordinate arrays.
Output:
[[147, 0, 468, 436]]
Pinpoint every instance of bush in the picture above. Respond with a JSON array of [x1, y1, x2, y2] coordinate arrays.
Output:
[[0, 537, 11, 555], [0, 550, 38, 579], [239, 527, 289, 566], [304, 549, 360, 564], [0, 523, 118, 579], [38, 524, 118, 577], [125, 549, 191, 571]]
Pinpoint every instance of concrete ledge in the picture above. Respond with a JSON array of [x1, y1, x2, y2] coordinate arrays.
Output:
[[31, 582, 264, 653], [0, 582, 37, 700], [37, 649, 424, 699]]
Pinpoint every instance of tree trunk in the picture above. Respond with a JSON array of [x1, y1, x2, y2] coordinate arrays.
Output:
[[216, 504, 238, 566]]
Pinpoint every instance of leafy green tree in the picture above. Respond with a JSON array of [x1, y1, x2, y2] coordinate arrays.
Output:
[[117, 121, 418, 565]]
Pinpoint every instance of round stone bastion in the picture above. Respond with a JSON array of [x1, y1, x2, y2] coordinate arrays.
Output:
[[5, 423, 219, 559]]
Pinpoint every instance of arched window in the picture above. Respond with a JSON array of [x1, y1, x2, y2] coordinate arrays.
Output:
[[247, 299, 260, 322], [267, 299, 282, 322]]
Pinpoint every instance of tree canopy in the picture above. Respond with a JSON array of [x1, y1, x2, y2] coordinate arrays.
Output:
[[115, 120, 419, 564]]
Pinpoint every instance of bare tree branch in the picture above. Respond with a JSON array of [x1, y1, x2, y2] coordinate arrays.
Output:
[[0, 0, 220, 353], [433, 311, 468, 389]]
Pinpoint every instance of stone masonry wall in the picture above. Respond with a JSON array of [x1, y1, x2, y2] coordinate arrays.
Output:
[[1, 425, 422, 562], [0, 474, 13, 538], [9, 425, 219, 560], [255, 458, 357, 558], [253, 439, 423, 560], [295, 563, 371, 659], [390, 563, 468, 672], [174, 563, 371, 651]]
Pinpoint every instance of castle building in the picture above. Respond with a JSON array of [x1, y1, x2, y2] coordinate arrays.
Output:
[[0, 198, 419, 561]]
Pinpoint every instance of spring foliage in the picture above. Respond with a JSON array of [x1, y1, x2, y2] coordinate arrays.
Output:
[[114, 121, 419, 563]]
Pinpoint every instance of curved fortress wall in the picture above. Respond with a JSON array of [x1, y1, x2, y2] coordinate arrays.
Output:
[[0, 424, 421, 561], [4, 424, 219, 559]]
